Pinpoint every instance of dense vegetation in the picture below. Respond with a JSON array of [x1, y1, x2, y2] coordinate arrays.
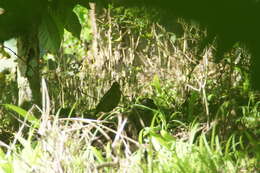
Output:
[[0, 1, 259, 172], [109, 0, 260, 90]]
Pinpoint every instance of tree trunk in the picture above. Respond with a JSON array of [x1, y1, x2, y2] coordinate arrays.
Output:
[[16, 32, 41, 112]]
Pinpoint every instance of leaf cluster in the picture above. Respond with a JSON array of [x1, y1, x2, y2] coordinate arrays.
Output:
[[0, 0, 88, 53]]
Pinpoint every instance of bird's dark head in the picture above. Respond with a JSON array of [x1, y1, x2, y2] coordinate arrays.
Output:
[[140, 98, 157, 109], [112, 82, 120, 89]]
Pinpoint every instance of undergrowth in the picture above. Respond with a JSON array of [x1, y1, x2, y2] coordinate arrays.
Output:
[[0, 4, 259, 173]]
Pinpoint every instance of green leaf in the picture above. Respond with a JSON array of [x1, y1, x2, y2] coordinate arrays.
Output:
[[65, 11, 82, 38], [151, 75, 162, 93], [38, 12, 62, 53], [202, 134, 212, 154], [150, 130, 172, 150], [0, 148, 13, 173], [161, 129, 176, 142], [91, 146, 105, 163], [2, 104, 40, 128]]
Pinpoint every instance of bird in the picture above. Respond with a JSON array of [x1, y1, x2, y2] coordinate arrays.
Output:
[[94, 82, 122, 115]]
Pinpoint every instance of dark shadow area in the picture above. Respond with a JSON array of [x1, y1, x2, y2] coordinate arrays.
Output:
[[102, 0, 260, 90]]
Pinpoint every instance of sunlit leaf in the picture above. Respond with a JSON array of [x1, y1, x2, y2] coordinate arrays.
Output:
[[2, 104, 40, 128]]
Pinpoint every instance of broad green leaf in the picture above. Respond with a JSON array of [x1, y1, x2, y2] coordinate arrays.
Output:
[[65, 10, 82, 38], [2, 104, 40, 128], [38, 12, 62, 53]]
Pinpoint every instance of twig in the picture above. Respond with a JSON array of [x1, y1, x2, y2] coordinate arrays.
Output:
[[2, 45, 36, 73]]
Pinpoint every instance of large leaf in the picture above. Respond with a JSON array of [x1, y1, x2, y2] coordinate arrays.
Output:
[[51, 0, 82, 38], [2, 104, 40, 128], [53, 0, 75, 24], [38, 0, 83, 53], [65, 10, 82, 38], [38, 12, 62, 53]]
